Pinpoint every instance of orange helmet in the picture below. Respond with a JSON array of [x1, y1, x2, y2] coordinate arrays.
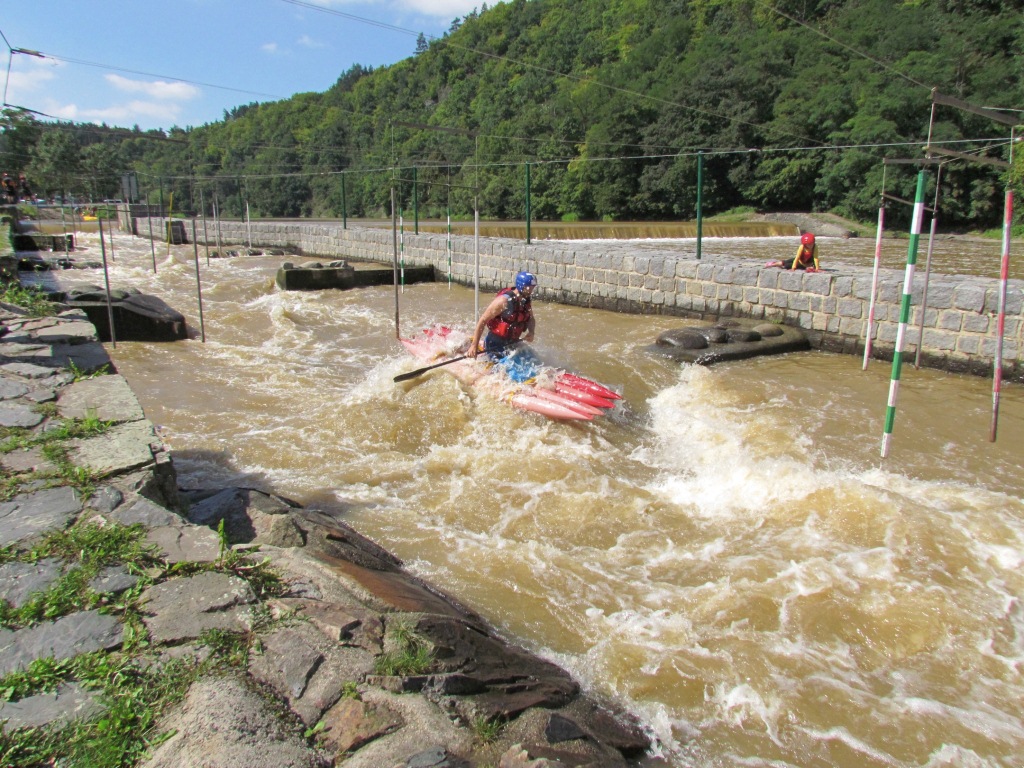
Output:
[[801, 233, 815, 246]]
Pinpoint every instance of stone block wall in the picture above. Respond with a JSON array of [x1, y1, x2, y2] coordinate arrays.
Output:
[[137, 217, 1024, 379]]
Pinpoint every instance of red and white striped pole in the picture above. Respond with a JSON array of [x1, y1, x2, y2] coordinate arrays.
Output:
[[990, 186, 1014, 441]]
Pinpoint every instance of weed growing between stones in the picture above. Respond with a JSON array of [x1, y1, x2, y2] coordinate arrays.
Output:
[[68, 360, 112, 382], [0, 525, 291, 767], [471, 715, 505, 744], [0, 282, 57, 317], [0, 411, 114, 501], [0, 647, 217, 766], [374, 615, 434, 676]]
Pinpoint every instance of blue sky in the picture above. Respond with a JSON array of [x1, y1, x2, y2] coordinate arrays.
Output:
[[2, 0, 483, 131]]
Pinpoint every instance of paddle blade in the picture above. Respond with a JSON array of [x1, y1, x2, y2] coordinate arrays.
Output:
[[393, 355, 467, 383]]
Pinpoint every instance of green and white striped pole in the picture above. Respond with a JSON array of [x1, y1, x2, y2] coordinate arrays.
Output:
[[881, 170, 927, 458]]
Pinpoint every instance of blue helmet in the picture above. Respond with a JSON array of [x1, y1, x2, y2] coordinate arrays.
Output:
[[515, 271, 537, 291]]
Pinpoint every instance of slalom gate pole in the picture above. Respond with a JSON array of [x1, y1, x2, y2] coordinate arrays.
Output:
[[525, 162, 532, 245], [107, 212, 115, 263], [695, 151, 704, 261], [391, 186, 400, 339], [915, 165, 943, 369], [214, 193, 223, 257], [399, 209, 405, 292], [447, 206, 452, 289], [863, 200, 885, 369], [191, 220, 206, 343], [147, 214, 157, 273], [474, 201, 480, 321], [165, 193, 174, 259], [881, 170, 927, 459], [200, 188, 211, 267], [341, 175, 347, 230], [98, 217, 117, 348], [990, 185, 1014, 442]]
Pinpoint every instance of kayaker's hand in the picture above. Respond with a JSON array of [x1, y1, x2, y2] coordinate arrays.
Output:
[[524, 331, 535, 343]]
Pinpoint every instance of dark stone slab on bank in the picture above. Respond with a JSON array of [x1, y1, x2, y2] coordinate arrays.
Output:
[[645, 318, 809, 364], [62, 287, 188, 342], [276, 261, 434, 291], [13, 233, 75, 253]]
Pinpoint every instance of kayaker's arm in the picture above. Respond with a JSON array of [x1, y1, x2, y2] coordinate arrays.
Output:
[[523, 313, 536, 343], [469, 295, 510, 357]]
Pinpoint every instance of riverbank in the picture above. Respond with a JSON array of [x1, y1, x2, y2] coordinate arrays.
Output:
[[0, 291, 652, 766]]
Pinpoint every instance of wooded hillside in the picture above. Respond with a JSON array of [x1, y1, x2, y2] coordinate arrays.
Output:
[[4, 0, 1023, 230]]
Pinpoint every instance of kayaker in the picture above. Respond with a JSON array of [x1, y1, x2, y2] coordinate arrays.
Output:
[[469, 270, 537, 360], [765, 232, 820, 271]]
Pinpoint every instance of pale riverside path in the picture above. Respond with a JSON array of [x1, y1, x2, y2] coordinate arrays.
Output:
[[33, 230, 1024, 767]]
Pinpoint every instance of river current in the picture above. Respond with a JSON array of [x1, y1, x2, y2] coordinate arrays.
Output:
[[42, 229, 1024, 767]]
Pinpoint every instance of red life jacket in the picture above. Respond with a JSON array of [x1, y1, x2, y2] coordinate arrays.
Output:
[[486, 287, 532, 340], [796, 244, 816, 266]]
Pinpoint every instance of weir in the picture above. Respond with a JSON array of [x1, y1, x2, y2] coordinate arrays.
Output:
[[135, 216, 1024, 381]]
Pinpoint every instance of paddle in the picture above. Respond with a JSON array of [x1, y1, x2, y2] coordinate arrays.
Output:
[[393, 355, 469, 383], [393, 339, 522, 383]]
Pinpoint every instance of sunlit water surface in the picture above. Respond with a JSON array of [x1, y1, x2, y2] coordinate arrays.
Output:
[[39, 231, 1024, 767]]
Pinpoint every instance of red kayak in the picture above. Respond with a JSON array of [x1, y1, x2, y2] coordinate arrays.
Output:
[[398, 326, 621, 421]]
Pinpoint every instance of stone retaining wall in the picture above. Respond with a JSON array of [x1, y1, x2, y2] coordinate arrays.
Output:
[[138, 216, 1024, 380]]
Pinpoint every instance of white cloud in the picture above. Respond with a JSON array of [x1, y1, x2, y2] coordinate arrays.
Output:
[[262, 42, 279, 54], [396, 0, 483, 17], [5, 55, 60, 99], [310, 0, 482, 19], [297, 34, 325, 49], [80, 100, 184, 125], [105, 74, 199, 101]]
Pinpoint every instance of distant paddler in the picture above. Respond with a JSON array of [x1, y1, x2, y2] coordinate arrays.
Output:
[[470, 270, 538, 361], [766, 232, 820, 272]]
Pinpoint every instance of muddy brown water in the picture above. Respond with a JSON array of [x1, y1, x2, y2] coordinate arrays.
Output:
[[30, 228, 1024, 767]]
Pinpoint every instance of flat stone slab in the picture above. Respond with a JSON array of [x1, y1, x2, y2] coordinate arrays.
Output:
[[0, 682, 103, 732], [0, 402, 43, 428], [58, 375, 146, 423], [0, 379, 29, 400], [249, 623, 375, 726], [0, 446, 58, 475], [89, 565, 139, 596], [48, 342, 112, 375], [108, 497, 181, 527], [0, 609, 123, 676], [32, 321, 96, 344], [140, 674, 327, 768], [0, 486, 82, 547], [0, 557, 64, 608], [139, 572, 257, 644], [0, 353, 51, 371], [67, 420, 158, 477]]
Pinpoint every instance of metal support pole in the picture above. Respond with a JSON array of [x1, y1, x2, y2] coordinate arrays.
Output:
[[191, 220, 206, 343], [413, 166, 419, 235], [525, 162, 532, 245], [695, 151, 704, 261], [147, 214, 157, 273], [341, 174, 347, 229], [200, 188, 211, 267], [391, 187, 400, 339], [97, 217, 117, 348], [915, 165, 943, 368]]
